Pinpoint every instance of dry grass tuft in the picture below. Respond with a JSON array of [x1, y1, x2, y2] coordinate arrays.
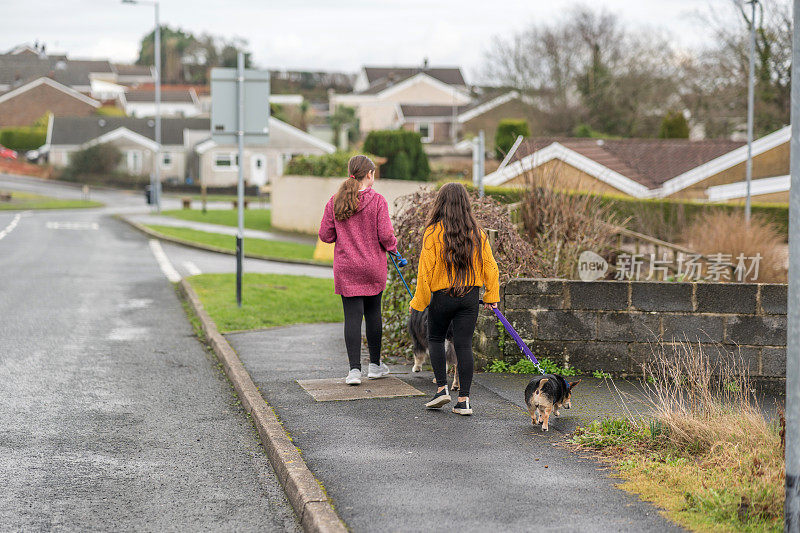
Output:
[[520, 164, 621, 278], [574, 341, 785, 530], [640, 341, 785, 526], [683, 211, 786, 282]]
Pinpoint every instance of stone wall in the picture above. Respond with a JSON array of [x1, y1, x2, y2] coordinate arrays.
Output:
[[475, 279, 787, 379]]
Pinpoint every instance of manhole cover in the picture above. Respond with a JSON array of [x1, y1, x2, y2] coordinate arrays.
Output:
[[297, 376, 425, 402]]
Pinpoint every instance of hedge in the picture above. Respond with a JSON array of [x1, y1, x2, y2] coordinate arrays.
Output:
[[453, 182, 789, 239], [0, 127, 46, 151], [494, 119, 530, 159], [362, 130, 430, 181], [285, 150, 379, 177]]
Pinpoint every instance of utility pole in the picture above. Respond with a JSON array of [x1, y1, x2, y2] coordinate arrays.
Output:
[[154, 1, 161, 213], [236, 51, 245, 307], [745, 0, 758, 223], [785, 1, 800, 529], [478, 130, 485, 198], [122, 0, 161, 213]]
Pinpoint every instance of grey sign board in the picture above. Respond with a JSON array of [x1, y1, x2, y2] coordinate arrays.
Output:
[[210, 67, 270, 145]]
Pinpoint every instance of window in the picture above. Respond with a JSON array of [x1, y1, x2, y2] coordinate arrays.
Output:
[[161, 152, 173, 168], [213, 153, 239, 170], [417, 122, 433, 143]]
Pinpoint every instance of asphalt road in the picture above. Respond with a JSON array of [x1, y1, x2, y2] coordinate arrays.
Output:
[[230, 323, 686, 533], [0, 178, 301, 530]]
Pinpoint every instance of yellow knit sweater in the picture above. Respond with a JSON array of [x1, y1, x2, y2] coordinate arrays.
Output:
[[409, 223, 500, 312]]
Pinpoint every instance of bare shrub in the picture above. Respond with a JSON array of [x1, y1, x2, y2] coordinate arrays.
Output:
[[382, 188, 540, 359], [683, 211, 786, 282], [520, 164, 621, 278]]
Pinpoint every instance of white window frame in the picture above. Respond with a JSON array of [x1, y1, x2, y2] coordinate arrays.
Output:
[[160, 151, 173, 169], [416, 122, 434, 143], [213, 152, 239, 171]]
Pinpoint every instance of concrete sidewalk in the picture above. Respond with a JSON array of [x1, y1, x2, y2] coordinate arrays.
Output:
[[128, 213, 317, 245], [227, 323, 684, 533]]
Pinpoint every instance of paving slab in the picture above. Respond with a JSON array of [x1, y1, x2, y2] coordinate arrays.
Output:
[[298, 376, 424, 401], [228, 323, 686, 533]]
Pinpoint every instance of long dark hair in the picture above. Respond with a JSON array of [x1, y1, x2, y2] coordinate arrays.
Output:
[[426, 182, 483, 296], [334, 155, 375, 221]]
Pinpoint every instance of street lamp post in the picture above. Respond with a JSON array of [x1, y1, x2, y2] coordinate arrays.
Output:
[[745, 0, 759, 223], [122, 0, 161, 213]]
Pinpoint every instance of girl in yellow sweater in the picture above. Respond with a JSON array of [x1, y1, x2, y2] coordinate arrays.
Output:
[[410, 183, 500, 415]]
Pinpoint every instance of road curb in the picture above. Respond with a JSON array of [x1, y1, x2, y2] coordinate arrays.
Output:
[[118, 215, 332, 269], [177, 279, 346, 533]]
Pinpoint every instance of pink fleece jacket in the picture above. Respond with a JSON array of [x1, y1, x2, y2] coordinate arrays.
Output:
[[318, 187, 398, 297]]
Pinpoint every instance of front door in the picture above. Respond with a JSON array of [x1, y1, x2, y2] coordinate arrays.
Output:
[[250, 154, 267, 186]]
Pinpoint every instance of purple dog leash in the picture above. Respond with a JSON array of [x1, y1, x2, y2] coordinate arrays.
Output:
[[488, 304, 545, 375]]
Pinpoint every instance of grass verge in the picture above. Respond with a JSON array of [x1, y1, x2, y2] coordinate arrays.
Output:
[[0, 190, 103, 210], [572, 343, 784, 532], [144, 224, 326, 264], [166, 194, 261, 203], [160, 208, 271, 231], [187, 273, 342, 332]]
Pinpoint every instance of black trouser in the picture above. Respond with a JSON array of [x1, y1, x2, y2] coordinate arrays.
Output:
[[341, 292, 383, 370], [428, 287, 479, 397]]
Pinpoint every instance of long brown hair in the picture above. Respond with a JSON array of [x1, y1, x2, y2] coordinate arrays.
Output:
[[426, 182, 483, 296], [334, 155, 375, 221]]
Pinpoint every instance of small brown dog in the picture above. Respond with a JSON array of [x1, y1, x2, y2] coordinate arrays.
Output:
[[524, 374, 580, 431]]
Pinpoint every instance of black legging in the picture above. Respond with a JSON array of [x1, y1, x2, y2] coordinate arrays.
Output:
[[427, 287, 479, 397], [341, 292, 383, 370]]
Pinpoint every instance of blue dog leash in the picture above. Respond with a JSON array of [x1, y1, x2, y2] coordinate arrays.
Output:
[[388, 251, 414, 298]]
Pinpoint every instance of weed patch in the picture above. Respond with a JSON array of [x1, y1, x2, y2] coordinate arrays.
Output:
[[572, 342, 784, 532], [486, 357, 577, 375]]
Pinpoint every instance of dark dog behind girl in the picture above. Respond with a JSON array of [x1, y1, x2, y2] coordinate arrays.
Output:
[[409, 182, 500, 416], [318, 155, 399, 386]]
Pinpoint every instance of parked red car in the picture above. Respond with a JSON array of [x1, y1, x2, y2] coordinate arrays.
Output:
[[0, 145, 17, 160]]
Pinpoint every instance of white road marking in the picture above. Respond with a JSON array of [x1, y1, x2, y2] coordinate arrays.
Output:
[[46, 221, 99, 230], [148, 239, 182, 282], [0, 213, 22, 241], [183, 261, 202, 276]]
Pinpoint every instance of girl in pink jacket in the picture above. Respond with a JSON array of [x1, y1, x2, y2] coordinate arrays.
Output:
[[318, 155, 398, 385]]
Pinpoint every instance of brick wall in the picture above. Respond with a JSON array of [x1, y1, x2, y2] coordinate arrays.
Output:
[[474, 279, 787, 380], [0, 83, 97, 127]]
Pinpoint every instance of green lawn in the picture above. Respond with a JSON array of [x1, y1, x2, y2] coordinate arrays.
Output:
[[188, 273, 342, 332], [145, 224, 325, 263], [166, 194, 262, 203], [160, 208, 271, 231], [0, 190, 103, 210]]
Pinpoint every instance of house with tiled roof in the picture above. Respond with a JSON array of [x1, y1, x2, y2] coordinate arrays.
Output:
[[330, 61, 473, 136], [484, 126, 791, 202], [43, 115, 335, 187], [332, 62, 533, 145], [119, 88, 201, 117], [0, 77, 101, 127]]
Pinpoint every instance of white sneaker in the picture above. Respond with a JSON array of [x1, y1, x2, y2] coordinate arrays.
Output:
[[345, 368, 362, 385], [367, 362, 390, 379]]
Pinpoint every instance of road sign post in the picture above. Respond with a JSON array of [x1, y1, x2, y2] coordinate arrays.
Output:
[[211, 57, 269, 308]]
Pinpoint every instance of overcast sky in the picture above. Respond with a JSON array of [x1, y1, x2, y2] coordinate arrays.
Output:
[[4, 0, 731, 80]]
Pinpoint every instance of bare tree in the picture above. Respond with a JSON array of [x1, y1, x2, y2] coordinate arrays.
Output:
[[481, 5, 679, 137], [682, 0, 792, 137]]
